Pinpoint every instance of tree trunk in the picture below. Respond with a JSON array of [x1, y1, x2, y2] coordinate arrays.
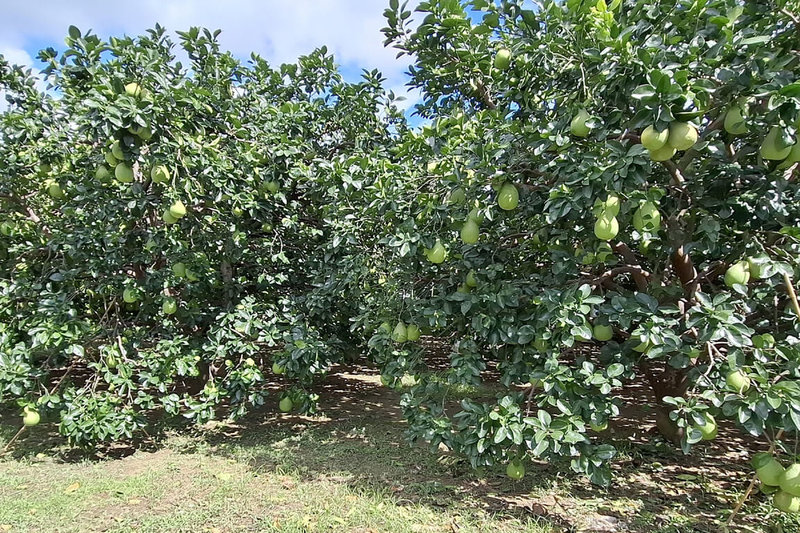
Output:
[[640, 360, 689, 444]]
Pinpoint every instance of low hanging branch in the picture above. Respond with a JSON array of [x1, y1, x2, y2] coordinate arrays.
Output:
[[1, 363, 75, 455], [473, 78, 496, 110]]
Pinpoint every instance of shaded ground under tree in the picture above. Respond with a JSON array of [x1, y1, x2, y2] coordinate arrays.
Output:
[[1, 344, 791, 532]]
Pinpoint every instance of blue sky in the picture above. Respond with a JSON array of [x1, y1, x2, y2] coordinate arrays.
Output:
[[0, 0, 424, 114]]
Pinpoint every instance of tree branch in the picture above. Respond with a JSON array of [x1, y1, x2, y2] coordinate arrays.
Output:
[[612, 242, 648, 291], [473, 79, 496, 110]]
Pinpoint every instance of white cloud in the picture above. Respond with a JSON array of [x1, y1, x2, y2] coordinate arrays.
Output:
[[0, 0, 419, 86], [0, 46, 35, 69], [0, 46, 40, 112]]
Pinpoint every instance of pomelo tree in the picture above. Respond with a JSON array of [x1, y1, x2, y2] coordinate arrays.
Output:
[[0, 26, 404, 444], [369, 0, 800, 488]]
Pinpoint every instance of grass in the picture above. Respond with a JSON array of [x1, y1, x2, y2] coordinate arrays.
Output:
[[1, 369, 798, 532], [0, 434, 550, 533]]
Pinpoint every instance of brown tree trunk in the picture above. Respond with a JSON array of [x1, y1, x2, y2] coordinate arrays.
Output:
[[641, 360, 690, 444]]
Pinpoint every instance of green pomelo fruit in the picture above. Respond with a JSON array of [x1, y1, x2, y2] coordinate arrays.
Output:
[[761, 127, 793, 160], [506, 460, 525, 480], [641, 125, 669, 151], [697, 414, 717, 441], [780, 464, 800, 497], [115, 163, 134, 183], [447, 187, 466, 205], [724, 106, 747, 135], [648, 144, 677, 161], [172, 262, 187, 278], [461, 218, 480, 244], [594, 216, 619, 241], [725, 369, 751, 394], [123, 288, 139, 303], [111, 141, 125, 161], [668, 122, 698, 151], [570, 109, 591, 137], [774, 490, 800, 513], [603, 195, 621, 217], [169, 200, 187, 219], [47, 182, 64, 199], [752, 453, 785, 487], [497, 183, 519, 210], [426, 240, 446, 264], [468, 207, 485, 224], [125, 82, 143, 98], [95, 165, 111, 182], [23, 409, 40, 427], [392, 321, 408, 343], [279, 397, 293, 413], [724, 261, 750, 287], [494, 48, 512, 70], [633, 202, 661, 232], [151, 165, 170, 183], [162, 297, 178, 315], [593, 324, 613, 342]]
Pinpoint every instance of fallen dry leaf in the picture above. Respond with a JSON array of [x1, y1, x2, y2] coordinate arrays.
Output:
[[64, 482, 80, 494]]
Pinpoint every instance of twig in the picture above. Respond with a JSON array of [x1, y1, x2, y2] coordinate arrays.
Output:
[[1, 363, 75, 455], [781, 8, 800, 27], [525, 383, 536, 417], [784, 273, 800, 319], [661, 160, 686, 186], [1, 426, 27, 453], [473, 79, 496, 110], [688, 342, 717, 394]]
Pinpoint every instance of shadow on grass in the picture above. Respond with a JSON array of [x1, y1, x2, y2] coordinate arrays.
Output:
[[167, 366, 778, 533], [1, 361, 793, 532]]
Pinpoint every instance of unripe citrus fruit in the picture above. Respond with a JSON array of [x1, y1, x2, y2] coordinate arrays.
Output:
[[497, 183, 519, 210], [570, 109, 591, 137], [641, 125, 669, 151], [461, 218, 480, 244], [494, 48, 512, 70], [668, 122, 698, 151]]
